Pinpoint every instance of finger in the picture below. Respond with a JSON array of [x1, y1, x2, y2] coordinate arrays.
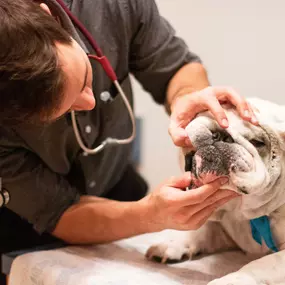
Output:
[[214, 87, 258, 125], [244, 105, 259, 125], [205, 96, 229, 128], [179, 177, 228, 206], [166, 172, 192, 189], [188, 195, 234, 230], [215, 87, 250, 118], [248, 102, 260, 114], [168, 122, 192, 147], [247, 103, 259, 125], [184, 190, 238, 217]]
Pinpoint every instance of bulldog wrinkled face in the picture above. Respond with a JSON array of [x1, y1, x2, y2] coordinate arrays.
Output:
[[184, 106, 283, 196]]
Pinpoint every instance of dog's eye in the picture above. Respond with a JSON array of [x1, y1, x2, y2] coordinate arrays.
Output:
[[250, 139, 265, 148]]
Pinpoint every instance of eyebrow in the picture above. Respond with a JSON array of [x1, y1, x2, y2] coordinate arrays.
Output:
[[80, 59, 88, 92]]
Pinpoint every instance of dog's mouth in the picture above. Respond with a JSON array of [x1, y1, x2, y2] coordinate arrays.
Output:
[[184, 144, 253, 194], [185, 150, 227, 189], [184, 147, 229, 183], [184, 151, 194, 172]]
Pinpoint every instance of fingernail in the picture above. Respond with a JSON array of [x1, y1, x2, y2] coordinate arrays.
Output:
[[244, 110, 250, 118], [251, 116, 258, 124], [220, 178, 228, 185], [222, 119, 228, 128]]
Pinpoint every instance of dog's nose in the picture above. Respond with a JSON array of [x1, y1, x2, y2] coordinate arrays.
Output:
[[194, 146, 229, 179]]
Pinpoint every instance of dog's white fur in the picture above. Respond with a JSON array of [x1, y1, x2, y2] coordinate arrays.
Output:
[[146, 98, 285, 285]]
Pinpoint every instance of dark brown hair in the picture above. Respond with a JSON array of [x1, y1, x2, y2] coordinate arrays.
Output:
[[0, 0, 72, 125]]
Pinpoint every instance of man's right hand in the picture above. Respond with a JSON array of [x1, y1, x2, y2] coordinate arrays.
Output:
[[141, 172, 240, 232], [52, 173, 239, 245]]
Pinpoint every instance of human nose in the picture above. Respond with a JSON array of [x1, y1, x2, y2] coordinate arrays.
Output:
[[72, 87, 96, 111]]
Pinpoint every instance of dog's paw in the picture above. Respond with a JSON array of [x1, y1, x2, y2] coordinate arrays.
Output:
[[145, 241, 199, 264], [208, 273, 258, 285]]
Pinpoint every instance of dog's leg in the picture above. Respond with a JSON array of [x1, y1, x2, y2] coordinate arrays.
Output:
[[146, 221, 237, 263], [208, 248, 285, 285]]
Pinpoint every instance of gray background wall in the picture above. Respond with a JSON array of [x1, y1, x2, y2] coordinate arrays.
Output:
[[132, 0, 285, 189]]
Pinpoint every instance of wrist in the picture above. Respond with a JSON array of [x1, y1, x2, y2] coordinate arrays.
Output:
[[166, 87, 196, 115], [165, 63, 210, 115], [136, 195, 166, 233], [133, 196, 162, 234]]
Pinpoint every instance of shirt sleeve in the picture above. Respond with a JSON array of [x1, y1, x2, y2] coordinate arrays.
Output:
[[127, 0, 202, 104], [0, 135, 80, 234]]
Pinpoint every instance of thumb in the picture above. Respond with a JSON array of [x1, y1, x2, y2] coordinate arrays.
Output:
[[166, 172, 192, 189], [168, 122, 192, 147]]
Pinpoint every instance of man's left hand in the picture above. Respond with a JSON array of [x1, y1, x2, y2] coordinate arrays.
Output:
[[168, 86, 258, 147]]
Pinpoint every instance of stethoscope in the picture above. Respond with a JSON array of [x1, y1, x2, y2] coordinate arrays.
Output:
[[55, 0, 136, 154]]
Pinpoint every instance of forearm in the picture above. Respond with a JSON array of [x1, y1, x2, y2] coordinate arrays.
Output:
[[166, 62, 210, 114], [52, 195, 151, 245]]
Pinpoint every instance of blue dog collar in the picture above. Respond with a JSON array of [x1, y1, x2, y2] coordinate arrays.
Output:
[[250, 216, 278, 252]]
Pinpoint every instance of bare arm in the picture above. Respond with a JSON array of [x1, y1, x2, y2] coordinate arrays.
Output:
[[52, 175, 238, 245], [52, 195, 150, 244]]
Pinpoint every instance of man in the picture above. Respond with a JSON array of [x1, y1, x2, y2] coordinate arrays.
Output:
[[0, 0, 256, 283]]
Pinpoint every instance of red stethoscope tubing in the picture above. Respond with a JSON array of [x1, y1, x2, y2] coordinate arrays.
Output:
[[55, 0, 117, 82]]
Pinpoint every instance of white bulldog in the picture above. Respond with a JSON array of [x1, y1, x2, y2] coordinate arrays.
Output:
[[146, 98, 285, 285]]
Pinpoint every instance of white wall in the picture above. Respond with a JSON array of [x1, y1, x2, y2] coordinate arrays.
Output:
[[132, 0, 285, 189]]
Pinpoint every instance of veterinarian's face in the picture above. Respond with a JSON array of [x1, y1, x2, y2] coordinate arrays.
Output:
[[39, 3, 95, 120], [184, 107, 283, 196]]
